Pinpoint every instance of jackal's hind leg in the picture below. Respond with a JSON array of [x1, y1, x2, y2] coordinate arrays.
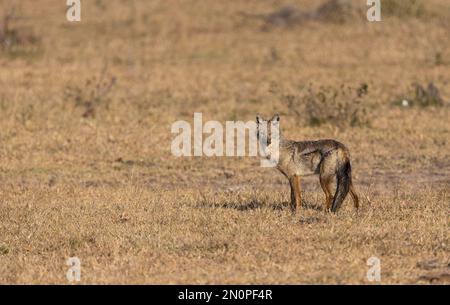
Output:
[[319, 174, 334, 213], [349, 184, 359, 210]]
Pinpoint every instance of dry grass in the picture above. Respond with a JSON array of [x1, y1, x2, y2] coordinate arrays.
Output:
[[0, 0, 449, 284]]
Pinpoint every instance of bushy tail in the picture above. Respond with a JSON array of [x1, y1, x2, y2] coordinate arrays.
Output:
[[331, 160, 351, 213]]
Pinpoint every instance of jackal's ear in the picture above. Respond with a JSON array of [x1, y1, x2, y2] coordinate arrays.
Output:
[[272, 114, 280, 122]]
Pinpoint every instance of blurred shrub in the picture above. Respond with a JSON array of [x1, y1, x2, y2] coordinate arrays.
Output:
[[250, 0, 361, 30], [64, 68, 117, 118], [313, 0, 358, 23], [282, 83, 371, 129], [394, 82, 445, 108], [0, 7, 40, 52], [382, 0, 426, 18], [253, 0, 431, 30]]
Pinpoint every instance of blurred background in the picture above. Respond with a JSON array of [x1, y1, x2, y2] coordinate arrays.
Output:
[[1, 0, 449, 186]]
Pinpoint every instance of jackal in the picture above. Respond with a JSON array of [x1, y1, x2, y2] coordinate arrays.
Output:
[[256, 114, 359, 213]]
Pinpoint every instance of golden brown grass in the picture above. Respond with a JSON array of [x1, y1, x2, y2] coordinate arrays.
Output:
[[0, 0, 449, 284]]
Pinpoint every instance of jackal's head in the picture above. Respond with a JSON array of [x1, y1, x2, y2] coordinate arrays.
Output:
[[256, 114, 280, 146]]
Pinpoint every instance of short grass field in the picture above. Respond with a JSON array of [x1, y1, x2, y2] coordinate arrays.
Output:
[[0, 0, 449, 284]]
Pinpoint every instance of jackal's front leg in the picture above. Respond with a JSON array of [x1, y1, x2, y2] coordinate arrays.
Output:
[[289, 178, 296, 213], [289, 175, 302, 213]]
